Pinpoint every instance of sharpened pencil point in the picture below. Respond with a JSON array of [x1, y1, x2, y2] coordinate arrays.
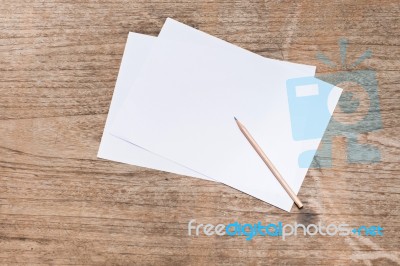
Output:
[[234, 117, 237, 121]]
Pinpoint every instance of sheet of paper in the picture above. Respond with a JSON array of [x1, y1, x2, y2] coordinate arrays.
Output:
[[97, 32, 210, 180], [99, 22, 315, 182], [111, 21, 341, 211]]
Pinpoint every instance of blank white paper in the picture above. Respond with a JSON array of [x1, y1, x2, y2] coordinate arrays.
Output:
[[110, 20, 341, 211], [99, 21, 316, 182]]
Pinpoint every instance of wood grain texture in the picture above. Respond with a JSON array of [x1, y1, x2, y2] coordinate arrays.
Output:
[[0, 0, 399, 265]]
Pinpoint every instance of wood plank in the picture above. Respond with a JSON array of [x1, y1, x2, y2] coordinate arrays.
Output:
[[1, 0, 399, 265]]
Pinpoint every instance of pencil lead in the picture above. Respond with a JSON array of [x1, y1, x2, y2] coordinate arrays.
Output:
[[234, 117, 237, 121]]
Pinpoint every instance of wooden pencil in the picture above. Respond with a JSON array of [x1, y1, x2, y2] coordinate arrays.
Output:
[[234, 117, 303, 209]]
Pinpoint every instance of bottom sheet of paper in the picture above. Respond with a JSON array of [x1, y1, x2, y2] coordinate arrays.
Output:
[[97, 32, 212, 181]]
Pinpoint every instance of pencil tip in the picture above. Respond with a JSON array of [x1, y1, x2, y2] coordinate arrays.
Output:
[[234, 117, 237, 121]]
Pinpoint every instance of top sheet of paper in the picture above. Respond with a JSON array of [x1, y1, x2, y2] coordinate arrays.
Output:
[[111, 19, 341, 211], [98, 20, 316, 183], [98, 21, 315, 182]]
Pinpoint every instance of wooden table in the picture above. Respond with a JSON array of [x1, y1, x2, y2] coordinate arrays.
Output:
[[1, 1, 399, 265]]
